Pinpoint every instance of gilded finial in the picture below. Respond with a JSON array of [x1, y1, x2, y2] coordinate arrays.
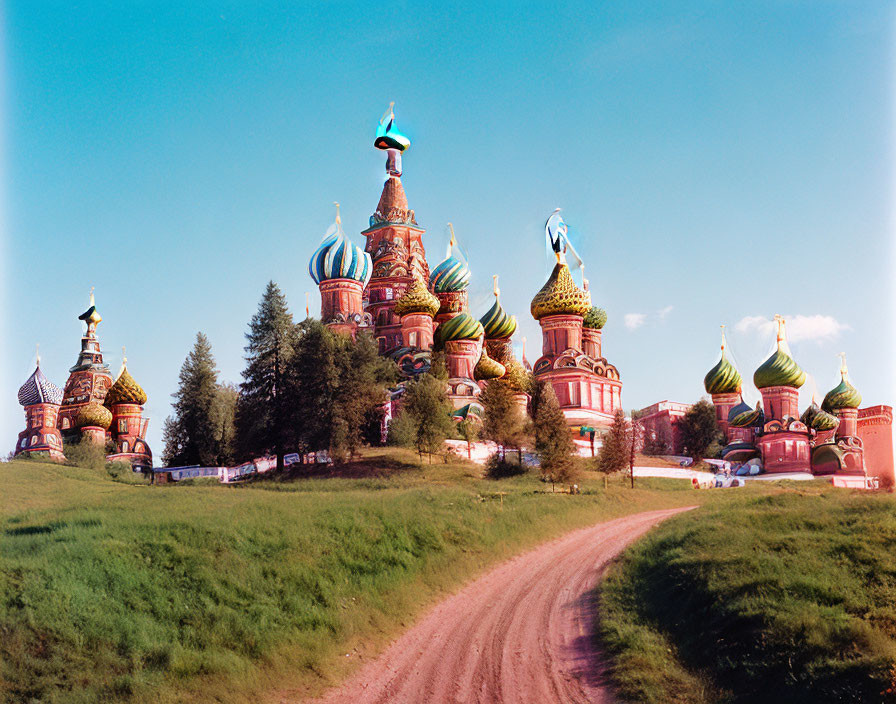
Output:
[[35, 343, 40, 367], [774, 314, 785, 344], [89, 287, 95, 306], [493, 274, 500, 298], [838, 352, 849, 379], [334, 201, 341, 225], [720, 325, 727, 353], [305, 292, 310, 319], [122, 346, 127, 367], [448, 222, 456, 248]]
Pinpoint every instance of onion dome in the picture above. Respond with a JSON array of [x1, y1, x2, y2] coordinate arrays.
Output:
[[105, 366, 148, 407], [753, 316, 805, 389], [78, 289, 102, 327], [438, 312, 484, 342], [75, 402, 112, 430], [430, 229, 470, 293], [583, 306, 607, 330], [480, 276, 517, 339], [704, 328, 742, 394], [374, 103, 411, 152], [474, 350, 506, 381], [309, 205, 372, 286], [801, 402, 840, 432], [18, 363, 63, 406], [530, 263, 591, 320], [822, 355, 862, 412], [394, 277, 439, 318], [729, 401, 764, 429]]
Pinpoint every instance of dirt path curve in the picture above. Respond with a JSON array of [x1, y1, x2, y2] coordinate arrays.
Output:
[[297, 506, 695, 704]]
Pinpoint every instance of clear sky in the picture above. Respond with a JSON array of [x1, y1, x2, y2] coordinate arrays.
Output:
[[2, 1, 893, 458]]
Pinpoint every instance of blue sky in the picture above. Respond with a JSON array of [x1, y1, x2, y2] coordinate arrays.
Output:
[[2, 1, 893, 457]]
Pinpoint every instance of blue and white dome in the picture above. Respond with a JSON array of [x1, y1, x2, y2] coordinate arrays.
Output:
[[429, 230, 470, 293], [18, 364, 63, 406], [308, 208, 372, 286]]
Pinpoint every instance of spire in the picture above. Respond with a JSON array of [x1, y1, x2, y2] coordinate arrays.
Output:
[[305, 292, 310, 319], [493, 274, 500, 299], [720, 325, 727, 353], [35, 343, 40, 367], [774, 314, 786, 346], [838, 352, 849, 380]]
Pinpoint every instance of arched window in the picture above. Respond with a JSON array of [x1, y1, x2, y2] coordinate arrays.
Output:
[[61, 417, 70, 429], [121, 441, 129, 453]]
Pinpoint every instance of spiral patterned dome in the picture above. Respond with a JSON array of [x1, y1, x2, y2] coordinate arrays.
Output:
[[530, 263, 591, 320], [728, 401, 764, 429], [394, 277, 440, 318], [430, 253, 470, 293], [801, 402, 840, 432], [18, 365, 63, 406], [105, 367, 148, 406], [822, 375, 862, 412], [309, 214, 372, 286], [704, 352, 742, 395], [753, 347, 805, 389], [474, 350, 506, 381], [480, 298, 517, 340], [583, 306, 607, 330], [438, 312, 484, 342], [75, 402, 112, 430]]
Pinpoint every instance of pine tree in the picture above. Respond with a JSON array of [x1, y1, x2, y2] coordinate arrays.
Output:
[[531, 378, 577, 486], [210, 383, 238, 466], [288, 319, 339, 458], [480, 379, 526, 461], [400, 373, 455, 463], [236, 281, 296, 470], [162, 332, 219, 467], [596, 408, 629, 474]]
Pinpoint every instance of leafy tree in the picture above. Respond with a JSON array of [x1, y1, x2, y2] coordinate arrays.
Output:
[[531, 378, 577, 487], [679, 400, 723, 463], [163, 332, 219, 467], [236, 281, 296, 471], [400, 373, 455, 463], [456, 418, 479, 460], [480, 380, 527, 461], [596, 409, 629, 474], [642, 428, 671, 456]]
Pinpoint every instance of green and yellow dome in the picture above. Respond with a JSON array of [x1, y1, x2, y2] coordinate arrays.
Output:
[[394, 276, 440, 318], [75, 402, 112, 430], [822, 357, 862, 412], [105, 367, 148, 407], [704, 329, 742, 394], [753, 317, 805, 389], [438, 312, 484, 342], [480, 279, 517, 339], [530, 263, 591, 320], [801, 402, 840, 432], [583, 306, 607, 330], [474, 350, 506, 381], [728, 400, 764, 428]]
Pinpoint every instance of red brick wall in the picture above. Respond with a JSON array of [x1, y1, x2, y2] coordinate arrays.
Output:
[[857, 405, 894, 485]]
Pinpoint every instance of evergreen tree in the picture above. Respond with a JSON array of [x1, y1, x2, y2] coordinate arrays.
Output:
[[400, 373, 455, 463], [596, 408, 629, 474], [162, 332, 219, 467], [678, 399, 723, 464], [236, 281, 296, 470], [531, 378, 577, 486], [288, 319, 339, 458], [210, 383, 238, 466], [480, 379, 526, 461]]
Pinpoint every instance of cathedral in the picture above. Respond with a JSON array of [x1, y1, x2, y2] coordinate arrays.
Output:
[[308, 105, 623, 427]]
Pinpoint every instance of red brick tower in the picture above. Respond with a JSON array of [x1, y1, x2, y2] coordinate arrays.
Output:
[[394, 276, 439, 349], [15, 350, 66, 462], [309, 204, 373, 338], [363, 106, 428, 353], [104, 350, 153, 470], [59, 290, 114, 437]]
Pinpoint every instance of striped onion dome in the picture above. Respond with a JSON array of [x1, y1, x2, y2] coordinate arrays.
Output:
[[704, 352, 742, 395], [474, 350, 506, 381], [801, 402, 840, 432], [753, 318, 805, 389], [438, 312, 484, 342], [394, 277, 440, 318], [308, 209, 372, 286], [430, 233, 470, 293], [480, 296, 517, 340], [583, 306, 607, 330], [105, 366, 148, 406], [530, 263, 591, 320], [75, 402, 112, 430], [822, 360, 862, 412], [18, 365, 63, 406], [728, 401, 764, 429]]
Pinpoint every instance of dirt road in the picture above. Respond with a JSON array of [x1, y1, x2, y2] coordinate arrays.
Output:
[[298, 507, 694, 704]]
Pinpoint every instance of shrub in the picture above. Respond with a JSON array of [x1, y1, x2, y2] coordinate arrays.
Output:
[[484, 454, 527, 479]]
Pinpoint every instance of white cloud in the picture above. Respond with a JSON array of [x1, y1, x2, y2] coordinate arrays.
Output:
[[658, 305, 674, 319], [625, 313, 647, 330], [735, 314, 849, 343]]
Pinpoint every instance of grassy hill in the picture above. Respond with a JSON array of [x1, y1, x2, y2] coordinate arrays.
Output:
[[2, 449, 715, 704], [599, 484, 896, 704]]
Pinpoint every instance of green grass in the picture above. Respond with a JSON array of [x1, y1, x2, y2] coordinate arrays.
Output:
[[1, 448, 716, 704], [599, 484, 896, 704]]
